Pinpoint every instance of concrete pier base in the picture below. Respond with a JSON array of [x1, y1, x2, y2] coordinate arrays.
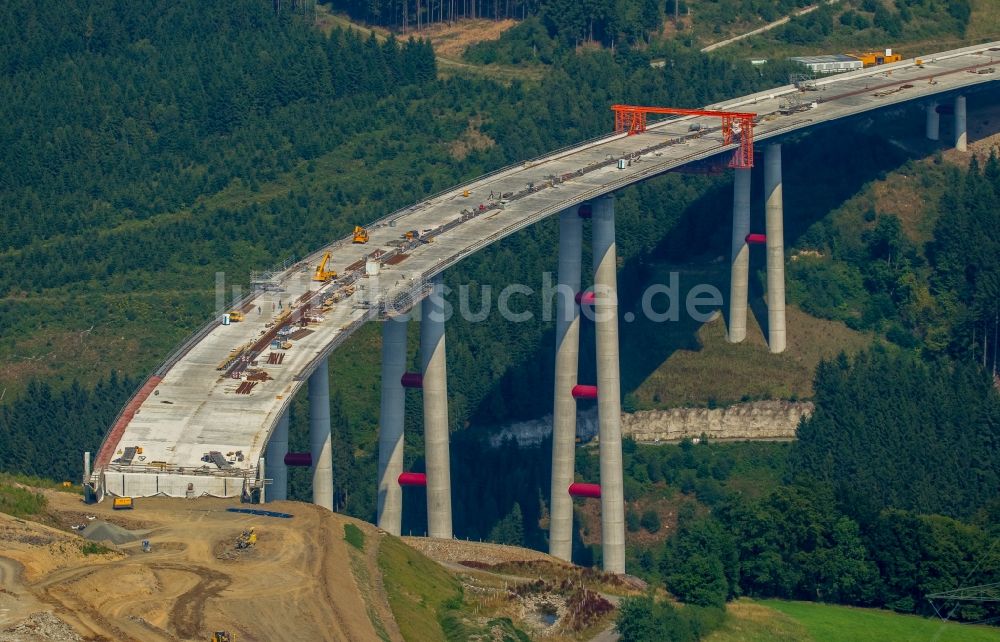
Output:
[[592, 196, 626, 575], [727, 168, 752, 343], [264, 409, 289, 502], [309, 358, 334, 511], [955, 95, 967, 151], [764, 144, 787, 354], [549, 206, 583, 562], [422, 279, 452, 539], [926, 102, 940, 141], [377, 317, 408, 535]]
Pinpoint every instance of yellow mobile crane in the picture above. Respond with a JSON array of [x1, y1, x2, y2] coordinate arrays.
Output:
[[312, 252, 337, 282]]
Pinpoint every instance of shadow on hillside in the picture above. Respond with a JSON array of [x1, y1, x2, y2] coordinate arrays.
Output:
[[468, 103, 942, 427]]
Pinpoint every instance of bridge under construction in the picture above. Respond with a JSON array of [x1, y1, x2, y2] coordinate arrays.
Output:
[[87, 42, 1000, 574]]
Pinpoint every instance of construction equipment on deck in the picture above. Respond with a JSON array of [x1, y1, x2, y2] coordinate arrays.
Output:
[[852, 49, 903, 67], [210, 633, 236, 642], [113, 496, 134, 510], [227, 311, 244, 322], [610, 105, 757, 168], [352, 226, 369, 243], [312, 252, 337, 282]]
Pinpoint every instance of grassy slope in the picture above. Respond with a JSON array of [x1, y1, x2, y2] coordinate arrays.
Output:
[[760, 600, 1000, 642], [378, 536, 464, 642], [706, 599, 808, 642], [626, 263, 870, 409], [706, 599, 1000, 642]]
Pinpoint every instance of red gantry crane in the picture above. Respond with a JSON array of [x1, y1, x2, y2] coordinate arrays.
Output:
[[611, 105, 757, 168]]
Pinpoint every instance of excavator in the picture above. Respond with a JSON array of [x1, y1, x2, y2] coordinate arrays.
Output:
[[352, 225, 369, 244], [235, 527, 257, 549], [312, 252, 337, 282]]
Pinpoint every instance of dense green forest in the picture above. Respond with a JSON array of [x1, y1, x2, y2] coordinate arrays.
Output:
[[789, 153, 1000, 374], [0, 0, 997, 634]]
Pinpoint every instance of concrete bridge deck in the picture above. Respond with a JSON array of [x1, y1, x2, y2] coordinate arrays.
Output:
[[95, 42, 999, 498]]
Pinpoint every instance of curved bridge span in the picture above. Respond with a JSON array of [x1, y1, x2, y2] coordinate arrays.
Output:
[[91, 42, 998, 570]]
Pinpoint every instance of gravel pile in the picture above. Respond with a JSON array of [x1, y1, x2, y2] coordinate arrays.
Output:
[[0, 612, 82, 642], [80, 520, 137, 545]]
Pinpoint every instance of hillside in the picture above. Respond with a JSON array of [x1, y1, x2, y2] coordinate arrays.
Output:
[[0, 481, 643, 641], [0, 491, 391, 640], [697, 0, 995, 59]]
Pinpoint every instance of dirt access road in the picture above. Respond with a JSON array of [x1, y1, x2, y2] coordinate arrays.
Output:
[[0, 492, 390, 641]]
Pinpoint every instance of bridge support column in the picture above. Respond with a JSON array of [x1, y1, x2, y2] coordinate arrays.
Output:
[[422, 278, 452, 539], [592, 196, 625, 575], [926, 102, 940, 141], [550, 206, 583, 563], [764, 144, 787, 354], [955, 95, 967, 152], [378, 316, 408, 535], [265, 408, 289, 501], [309, 358, 334, 511], [727, 167, 752, 343]]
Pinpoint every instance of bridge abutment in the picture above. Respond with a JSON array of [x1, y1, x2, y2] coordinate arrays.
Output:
[[593, 196, 626, 575], [264, 409, 289, 501], [377, 316, 408, 535], [421, 278, 453, 539], [309, 358, 334, 511], [727, 167, 752, 343], [764, 144, 787, 354], [955, 95, 967, 151], [549, 206, 583, 562]]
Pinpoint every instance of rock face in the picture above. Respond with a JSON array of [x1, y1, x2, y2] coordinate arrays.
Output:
[[488, 401, 812, 447], [621, 400, 812, 443]]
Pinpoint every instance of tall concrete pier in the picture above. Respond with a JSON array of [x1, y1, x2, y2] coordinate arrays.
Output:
[[421, 279, 453, 539], [377, 317, 408, 535], [955, 95, 967, 151], [727, 167, 752, 343], [764, 144, 787, 354], [926, 102, 940, 140], [309, 358, 334, 511], [549, 206, 583, 562], [592, 196, 626, 574], [265, 409, 289, 501]]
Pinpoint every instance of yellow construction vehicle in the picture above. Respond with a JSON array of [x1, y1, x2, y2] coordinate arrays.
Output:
[[312, 252, 337, 282], [227, 310, 244, 322], [352, 225, 369, 244], [235, 528, 257, 549]]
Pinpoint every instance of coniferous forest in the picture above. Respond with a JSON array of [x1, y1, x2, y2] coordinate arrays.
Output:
[[0, 0, 997, 633]]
